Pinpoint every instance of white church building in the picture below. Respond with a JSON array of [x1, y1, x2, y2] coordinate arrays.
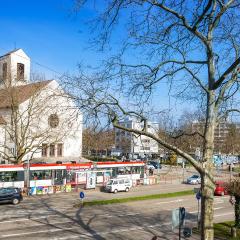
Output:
[[0, 49, 83, 164]]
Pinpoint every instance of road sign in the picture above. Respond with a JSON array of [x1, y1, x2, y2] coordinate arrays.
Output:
[[179, 207, 186, 224], [172, 207, 186, 230], [194, 187, 200, 193], [196, 191, 201, 200], [183, 227, 192, 238], [79, 191, 85, 199], [172, 208, 180, 229]]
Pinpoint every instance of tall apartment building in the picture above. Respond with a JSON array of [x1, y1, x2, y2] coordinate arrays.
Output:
[[114, 117, 159, 157], [192, 120, 240, 153]]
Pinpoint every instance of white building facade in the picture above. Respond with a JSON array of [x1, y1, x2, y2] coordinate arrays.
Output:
[[0, 49, 82, 164], [115, 117, 159, 157]]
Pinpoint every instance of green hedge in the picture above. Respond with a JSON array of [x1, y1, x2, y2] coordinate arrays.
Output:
[[74, 190, 193, 207], [83, 155, 117, 162]]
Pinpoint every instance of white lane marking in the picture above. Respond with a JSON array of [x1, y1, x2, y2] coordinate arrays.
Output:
[[0, 212, 140, 224], [215, 212, 233, 217], [0, 227, 75, 237], [54, 222, 173, 240], [0, 215, 60, 224], [0, 221, 173, 238], [213, 207, 224, 210], [156, 199, 183, 205], [189, 210, 198, 214], [189, 207, 223, 214]]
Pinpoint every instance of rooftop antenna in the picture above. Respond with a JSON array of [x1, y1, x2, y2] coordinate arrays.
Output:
[[14, 42, 16, 50]]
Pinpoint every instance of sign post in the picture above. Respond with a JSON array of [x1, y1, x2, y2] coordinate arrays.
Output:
[[79, 191, 85, 207], [179, 207, 186, 240], [172, 207, 186, 240], [196, 190, 201, 229]]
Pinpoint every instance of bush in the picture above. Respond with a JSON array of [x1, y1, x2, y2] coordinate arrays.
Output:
[[83, 155, 116, 162]]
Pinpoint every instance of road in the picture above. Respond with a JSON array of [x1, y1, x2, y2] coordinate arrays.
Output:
[[0, 186, 234, 240]]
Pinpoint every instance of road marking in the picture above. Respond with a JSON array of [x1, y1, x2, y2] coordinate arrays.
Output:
[[0, 227, 76, 237], [215, 212, 233, 217], [213, 207, 224, 210], [156, 199, 183, 205], [55, 222, 173, 240], [214, 200, 224, 204], [0, 221, 173, 238], [0, 212, 140, 224], [189, 207, 223, 214]]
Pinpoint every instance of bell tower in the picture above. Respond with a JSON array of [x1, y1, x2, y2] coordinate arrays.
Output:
[[0, 49, 30, 88]]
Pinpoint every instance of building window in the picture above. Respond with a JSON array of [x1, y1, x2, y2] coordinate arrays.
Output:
[[42, 144, 48, 157], [57, 143, 63, 157], [17, 63, 24, 81], [50, 144, 55, 157], [48, 114, 59, 128], [2, 63, 7, 81]]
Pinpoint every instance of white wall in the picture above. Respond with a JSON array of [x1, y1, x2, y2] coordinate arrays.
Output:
[[115, 118, 159, 155], [0, 49, 82, 163], [19, 80, 83, 161]]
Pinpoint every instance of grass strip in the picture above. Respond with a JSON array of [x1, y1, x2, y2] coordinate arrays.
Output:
[[193, 221, 240, 240], [74, 190, 193, 207], [214, 222, 240, 240]]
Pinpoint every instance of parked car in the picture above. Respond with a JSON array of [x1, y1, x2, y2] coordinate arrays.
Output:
[[187, 175, 201, 184], [105, 178, 132, 193], [0, 187, 23, 205], [146, 163, 155, 170], [149, 161, 162, 169], [214, 181, 228, 196]]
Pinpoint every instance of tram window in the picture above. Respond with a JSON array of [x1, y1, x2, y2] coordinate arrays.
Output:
[[0, 171, 23, 182], [97, 172, 103, 176], [30, 170, 52, 180], [132, 167, 140, 174], [54, 169, 65, 185], [66, 171, 75, 183]]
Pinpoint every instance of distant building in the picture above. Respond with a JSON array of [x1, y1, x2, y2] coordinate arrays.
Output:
[[114, 117, 159, 158], [192, 120, 240, 154]]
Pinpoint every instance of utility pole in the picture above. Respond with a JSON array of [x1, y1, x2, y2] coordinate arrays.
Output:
[[26, 155, 30, 195]]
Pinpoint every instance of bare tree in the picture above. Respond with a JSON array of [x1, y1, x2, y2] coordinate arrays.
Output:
[[0, 80, 79, 164], [82, 127, 114, 156], [227, 178, 240, 229], [69, 1, 240, 239]]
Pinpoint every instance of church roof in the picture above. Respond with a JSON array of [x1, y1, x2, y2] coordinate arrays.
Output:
[[0, 48, 21, 59], [0, 80, 53, 109], [0, 115, 6, 125]]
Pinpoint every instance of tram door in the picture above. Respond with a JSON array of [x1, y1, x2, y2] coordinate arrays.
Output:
[[54, 170, 65, 185], [86, 172, 96, 189]]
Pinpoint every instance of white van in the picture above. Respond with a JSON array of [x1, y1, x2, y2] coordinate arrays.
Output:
[[105, 178, 132, 193]]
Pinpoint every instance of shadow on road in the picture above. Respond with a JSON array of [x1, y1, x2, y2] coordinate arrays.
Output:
[[1, 196, 200, 240]]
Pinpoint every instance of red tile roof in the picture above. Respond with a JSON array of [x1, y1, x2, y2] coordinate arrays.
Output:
[[0, 115, 6, 125], [0, 80, 53, 109], [0, 48, 21, 58]]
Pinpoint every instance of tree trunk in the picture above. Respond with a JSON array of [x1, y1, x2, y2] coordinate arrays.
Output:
[[201, 167, 215, 240], [235, 195, 240, 228], [200, 91, 216, 240]]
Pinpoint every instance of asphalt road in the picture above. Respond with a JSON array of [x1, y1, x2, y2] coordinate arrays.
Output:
[[0, 188, 234, 240]]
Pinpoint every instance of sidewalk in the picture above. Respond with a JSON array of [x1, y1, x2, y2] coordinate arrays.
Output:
[[26, 182, 196, 202]]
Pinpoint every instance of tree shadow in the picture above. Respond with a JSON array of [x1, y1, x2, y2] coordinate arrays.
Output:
[[0, 196, 200, 240]]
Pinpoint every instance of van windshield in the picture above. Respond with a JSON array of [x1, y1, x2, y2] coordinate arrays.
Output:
[[107, 180, 113, 185]]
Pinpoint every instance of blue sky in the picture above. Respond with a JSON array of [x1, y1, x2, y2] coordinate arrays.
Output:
[[0, 1, 195, 118], [0, 0, 102, 78]]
